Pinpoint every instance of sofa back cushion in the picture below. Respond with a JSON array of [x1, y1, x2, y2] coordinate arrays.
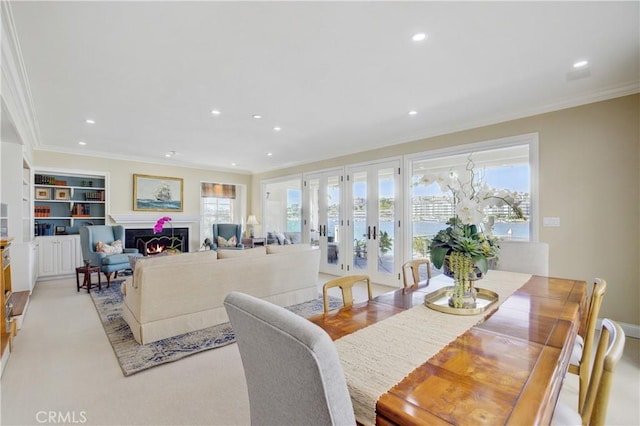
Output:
[[132, 246, 320, 324], [218, 246, 267, 259], [266, 244, 314, 254]]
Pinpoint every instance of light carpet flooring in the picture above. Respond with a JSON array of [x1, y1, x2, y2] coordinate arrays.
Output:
[[1, 274, 638, 425]]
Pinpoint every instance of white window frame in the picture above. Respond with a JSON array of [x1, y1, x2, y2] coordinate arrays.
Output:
[[200, 182, 247, 245], [402, 133, 539, 263]]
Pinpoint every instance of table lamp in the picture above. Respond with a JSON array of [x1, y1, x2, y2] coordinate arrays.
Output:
[[247, 215, 259, 238]]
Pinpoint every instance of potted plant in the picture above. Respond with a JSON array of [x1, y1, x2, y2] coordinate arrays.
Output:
[[421, 156, 524, 308]]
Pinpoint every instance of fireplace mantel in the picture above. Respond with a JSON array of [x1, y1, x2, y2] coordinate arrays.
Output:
[[110, 214, 200, 225]]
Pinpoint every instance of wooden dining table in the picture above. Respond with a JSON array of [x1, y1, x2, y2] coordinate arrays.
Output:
[[309, 272, 586, 425]]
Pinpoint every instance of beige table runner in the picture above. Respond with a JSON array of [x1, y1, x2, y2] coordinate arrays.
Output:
[[334, 270, 532, 425]]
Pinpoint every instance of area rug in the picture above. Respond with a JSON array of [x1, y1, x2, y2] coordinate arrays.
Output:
[[90, 281, 343, 376]]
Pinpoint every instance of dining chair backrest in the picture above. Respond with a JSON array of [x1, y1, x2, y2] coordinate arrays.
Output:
[[553, 318, 625, 426], [224, 291, 355, 426], [495, 241, 549, 276], [402, 258, 431, 289], [569, 278, 608, 410], [583, 318, 625, 425], [322, 274, 372, 313]]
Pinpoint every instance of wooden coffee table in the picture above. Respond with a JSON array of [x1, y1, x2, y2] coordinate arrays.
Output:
[[76, 265, 102, 293]]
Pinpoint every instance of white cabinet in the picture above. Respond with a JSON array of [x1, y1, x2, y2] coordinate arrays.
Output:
[[10, 241, 37, 292], [37, 235, 81, 277]]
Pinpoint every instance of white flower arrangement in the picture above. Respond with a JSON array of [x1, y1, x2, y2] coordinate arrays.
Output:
[[420, 157, 523, 227], [421, 155, 524, 275]]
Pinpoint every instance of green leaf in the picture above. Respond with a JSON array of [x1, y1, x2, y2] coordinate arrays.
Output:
[[473, 256, 489, 274], [430, 247, 448, 269]]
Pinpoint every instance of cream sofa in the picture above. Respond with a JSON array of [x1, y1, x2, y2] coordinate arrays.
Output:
[[121, 245, 320, 344]]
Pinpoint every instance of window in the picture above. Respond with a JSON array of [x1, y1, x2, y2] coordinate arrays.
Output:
[[200, 183, 245, 245], [408, 134, 537, 259]]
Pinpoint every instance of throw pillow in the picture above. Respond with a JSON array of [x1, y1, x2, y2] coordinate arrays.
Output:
[[275, 232, 286, 245], [217, 235, 237, 247], [96, 240, 123, 255]]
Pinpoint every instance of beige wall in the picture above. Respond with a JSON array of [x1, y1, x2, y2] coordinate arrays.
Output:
[[32, 95, 639, 325], [32, 153, 252, 252], [253, 94, 640, 326]]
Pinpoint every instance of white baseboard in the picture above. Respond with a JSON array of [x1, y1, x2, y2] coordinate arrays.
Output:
[[597, 319, 640, 339]]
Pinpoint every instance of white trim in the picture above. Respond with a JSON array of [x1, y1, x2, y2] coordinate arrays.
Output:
[[1, 1, 41, 152], [35, 145, 253, 175], [109, 214, 200, 224]]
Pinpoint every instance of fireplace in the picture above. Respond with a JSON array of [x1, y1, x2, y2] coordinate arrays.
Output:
[[125, 227, 189, 255]]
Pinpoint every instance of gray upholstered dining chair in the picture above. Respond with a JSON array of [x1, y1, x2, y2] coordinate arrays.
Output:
[[552, 318, 625, 426], [224, 292, 356, 426], [495, 241, 549, 276]]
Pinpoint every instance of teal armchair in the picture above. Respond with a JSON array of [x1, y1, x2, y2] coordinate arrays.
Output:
[[79, 225, 141, 286], [212, 224, 244, 250]]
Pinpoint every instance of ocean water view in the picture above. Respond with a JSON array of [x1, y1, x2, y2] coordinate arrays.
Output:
[[322, 220, 529, 243]]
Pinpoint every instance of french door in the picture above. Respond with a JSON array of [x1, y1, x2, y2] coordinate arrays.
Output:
[[303, 169, 343, 275], [346, 160, 401, 286]]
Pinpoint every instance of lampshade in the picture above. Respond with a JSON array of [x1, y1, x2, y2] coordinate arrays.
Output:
[[247, 215, 259, 225]]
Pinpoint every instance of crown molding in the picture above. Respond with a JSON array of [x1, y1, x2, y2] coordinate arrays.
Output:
[[1, 1, 40, 159]]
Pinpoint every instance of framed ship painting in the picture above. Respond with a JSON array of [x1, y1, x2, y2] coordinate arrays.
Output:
[[133, 174, 184, 212]]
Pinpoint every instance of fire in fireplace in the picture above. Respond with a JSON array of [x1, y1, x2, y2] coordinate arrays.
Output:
[[137, 235, 184, 255], [125, 227, 189, 255]]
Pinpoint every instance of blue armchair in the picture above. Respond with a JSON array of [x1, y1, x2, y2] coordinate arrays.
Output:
[[79, 225, 141, 286], [212, 224, 244, 250]]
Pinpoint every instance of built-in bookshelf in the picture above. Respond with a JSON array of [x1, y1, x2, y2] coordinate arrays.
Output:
[[33, 170, 108, 236]]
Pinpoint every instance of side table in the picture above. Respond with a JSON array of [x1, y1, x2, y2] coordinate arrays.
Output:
[[76, 265, 102, 293], [241, 237, 266, 248]]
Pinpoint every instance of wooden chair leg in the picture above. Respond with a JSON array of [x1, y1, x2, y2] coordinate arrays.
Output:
[[104, 272, 113, 288]]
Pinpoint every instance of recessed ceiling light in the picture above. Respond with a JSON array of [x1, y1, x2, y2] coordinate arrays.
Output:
[[231, 162, 237, 166], [252, 114, 262, 119], [210, 109, 221, 115], [412, 33, 427, 42], [78, 141, 87, 146], [85, 119, 95, 124], [573, 60, 589, 68], [408, 110, 418, 116], [267, 152, 273, 157], [273, 126, 281, 131]]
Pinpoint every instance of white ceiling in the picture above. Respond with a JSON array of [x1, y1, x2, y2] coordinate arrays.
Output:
[[8, 1, 639, 174]]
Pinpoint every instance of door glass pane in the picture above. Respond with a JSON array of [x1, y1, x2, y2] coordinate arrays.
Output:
[[352, 171, 368, 270], [378, 168, 395, 274], [308, 178, 320, 247], [287, 189, 301, 233], [327, 175, 340, 264], [264, 178, 301, 243]]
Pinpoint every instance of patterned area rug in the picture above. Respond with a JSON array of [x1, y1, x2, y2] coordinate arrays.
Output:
[[90, 281, 343, 376]]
